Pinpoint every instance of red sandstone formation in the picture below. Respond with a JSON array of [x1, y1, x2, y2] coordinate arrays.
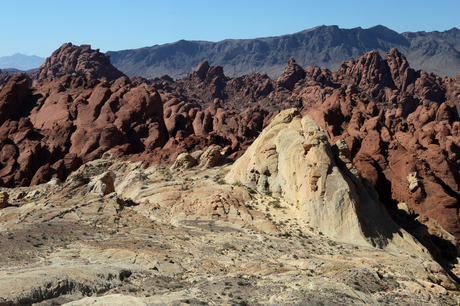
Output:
[[3, 44, 460, 250], [30, 43, 127, 85], [145, 49, 460, 243], [0, 74, 168, 187], [0, 69, 13, 90]]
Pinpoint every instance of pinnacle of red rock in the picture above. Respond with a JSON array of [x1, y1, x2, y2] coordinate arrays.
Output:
[[31, 43, 127, 85], [277, 58, 306, 91], [338, 50, 394, 90], [0, 70, 13, 90], [385, 48, 415, 91], [194, 60, 210, 80]]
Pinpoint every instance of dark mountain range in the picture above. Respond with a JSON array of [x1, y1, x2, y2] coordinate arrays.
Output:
[[107, 25, 460, 79], [0, 53, 45, 71]]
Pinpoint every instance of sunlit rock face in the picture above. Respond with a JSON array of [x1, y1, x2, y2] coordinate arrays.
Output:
[[226, 108, 426, 253]]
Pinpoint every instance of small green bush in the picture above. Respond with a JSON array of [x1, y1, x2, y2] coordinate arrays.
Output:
[[269, 198, 281, 208]]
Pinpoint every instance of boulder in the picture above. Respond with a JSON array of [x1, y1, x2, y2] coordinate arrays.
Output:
[[198, 145, 224, 169], [0, 191, 9, 208], [170, 152, 197, 171], [86, 171, 115, 196]]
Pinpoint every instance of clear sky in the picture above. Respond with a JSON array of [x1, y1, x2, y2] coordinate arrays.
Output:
[[1, 0, 459, 58]]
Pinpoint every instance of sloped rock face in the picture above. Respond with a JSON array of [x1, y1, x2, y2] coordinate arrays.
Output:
[[225, 109, 425, 252], [0, 74, 30, 125], [31, 43, 126, 85]]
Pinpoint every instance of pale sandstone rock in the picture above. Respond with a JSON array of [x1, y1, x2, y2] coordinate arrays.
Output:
[[1, 154, 459, 305], [63, 294, 148, 306], [198, 144, 224, 168], [0, 266, 131, 306], [64, 289, 203, 306], [170, 152, 197, 171], [47, 177, 62, 186], [190, 150, 204, 161], [398, 202, 411, 216], [170, 185, 252, 223], [86, 171, 115, 196], [226, 108, 427, 252], [0, 191, 9, 208], [407, 172, 419, 192]]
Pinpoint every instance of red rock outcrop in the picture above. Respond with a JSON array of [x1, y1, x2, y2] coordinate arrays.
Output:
[[141, 50, 460, 246], [277, 58, 306, 91], [0, 69, 13, 90], [4, 44, 460, 250], [30, 43, 127, 85], [0, 74, 168, 187]]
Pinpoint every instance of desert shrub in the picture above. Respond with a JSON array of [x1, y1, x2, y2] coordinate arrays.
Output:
[[268, 198, 281, 208]]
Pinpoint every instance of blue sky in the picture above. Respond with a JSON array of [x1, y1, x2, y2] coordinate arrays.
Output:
[[1, 0, 459, 58]]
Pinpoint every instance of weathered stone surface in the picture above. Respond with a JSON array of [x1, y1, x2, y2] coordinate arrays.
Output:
[[225, 109, 425, 252], [170, 152, 197, 171], [0, 73, 168, 187], [277, 58, 306, 91], [86, 171, 115, 196], [198, 144, 224, 168], [0, 266, 131, 306], [0, 69, 13, 90]]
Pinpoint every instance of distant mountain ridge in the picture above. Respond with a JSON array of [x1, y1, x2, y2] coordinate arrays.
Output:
[[107, 25, 460, 79], [0, 53, 45, 71]]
